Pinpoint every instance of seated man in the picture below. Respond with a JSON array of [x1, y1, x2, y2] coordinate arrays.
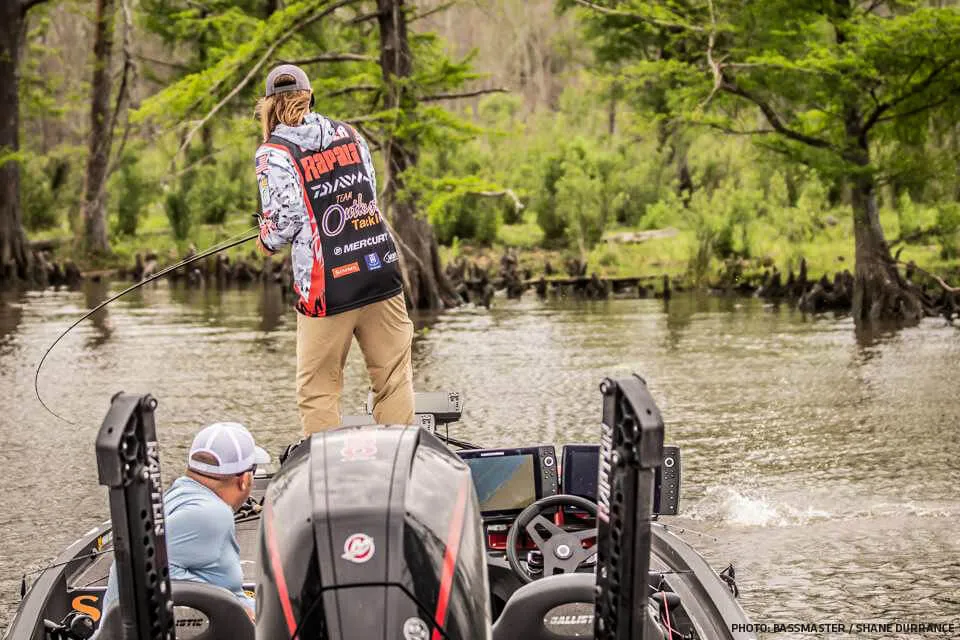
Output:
[[99, 422, 269, 621]]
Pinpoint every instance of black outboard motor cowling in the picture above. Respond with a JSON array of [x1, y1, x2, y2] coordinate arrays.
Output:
[[257, 425, 490, 640]]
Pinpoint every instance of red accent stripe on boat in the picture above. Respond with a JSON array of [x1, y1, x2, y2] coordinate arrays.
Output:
[[264, 499, 298, 638], [432, 478, 470, 640]]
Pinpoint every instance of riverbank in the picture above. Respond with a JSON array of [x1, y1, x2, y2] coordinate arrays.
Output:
[[18, 211, 960, 322]]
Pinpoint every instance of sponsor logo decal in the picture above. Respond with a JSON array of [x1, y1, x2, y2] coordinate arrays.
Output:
[[547, 614, 594, 626], [544, 603, 594, 633], [340, 434, 378, 462], [310, 171, 371, 199], [402, 617, 429, 640], [300, 142, 362, 181], [71, 595, 101, 623], [333, 233, 389, 256], [597, 420, 613, 523], [321, 194, 382, 237], [332, 125, 351, 141], [342, 533, 375, 563], [384, 250, 399, 264], [365, 252, 382, 270], [174, 617, 207, 628], [332, 262, 360, 279], [146, 441, 165, 536]]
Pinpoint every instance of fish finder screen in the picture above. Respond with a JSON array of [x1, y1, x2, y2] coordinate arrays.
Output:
[[563, 448, 599, 501], [464, 454, 537, 514]]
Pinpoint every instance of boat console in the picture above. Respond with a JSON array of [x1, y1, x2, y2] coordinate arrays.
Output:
[[5, 376, 756, 640]]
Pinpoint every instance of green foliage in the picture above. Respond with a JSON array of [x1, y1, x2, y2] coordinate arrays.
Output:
[[164, 189, 192, 241], [184, 154, 255, 226], [14, 0, 960, 285], [937, 203, 960, 260], [896, 192, 922, 241], [20, 149, 83, 232], [497, 221, 544, 249], [554, 148, 609, 252], [535, 151, 568, 244], [134, 0, 330, 124], [421, 177, 505, 246], [109, 151, 154, 236], [20, 155, 58, 231]]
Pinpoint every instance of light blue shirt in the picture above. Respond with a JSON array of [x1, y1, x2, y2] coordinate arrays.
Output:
[[101, 476, 253, 614]]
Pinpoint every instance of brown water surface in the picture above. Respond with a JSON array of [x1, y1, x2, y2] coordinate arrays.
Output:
[[1, 281, 958, 637]]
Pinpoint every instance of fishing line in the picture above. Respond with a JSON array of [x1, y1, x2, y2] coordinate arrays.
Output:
[[19, 549, 112, 597], [34, 226, 260, 426]]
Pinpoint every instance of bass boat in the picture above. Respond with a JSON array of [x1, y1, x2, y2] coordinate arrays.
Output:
[[4, 374, 755, 640]]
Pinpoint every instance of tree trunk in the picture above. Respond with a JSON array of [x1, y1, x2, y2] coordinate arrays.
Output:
[[80, 0, 116, 256], [842, 97, 930, 325], [849, 173, 927, 324], [376, 0, 457, 309], [0, 1, 31, 286]]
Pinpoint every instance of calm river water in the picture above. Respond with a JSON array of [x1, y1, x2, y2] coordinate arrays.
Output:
[[1, 280, 958, 638]]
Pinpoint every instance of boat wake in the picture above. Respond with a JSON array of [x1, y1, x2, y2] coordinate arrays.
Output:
[[686, 487, 830, 527], [686, 486, 958, 527]]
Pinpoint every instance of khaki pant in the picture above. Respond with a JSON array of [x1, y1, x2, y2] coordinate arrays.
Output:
[[296, 293, 414, 433]]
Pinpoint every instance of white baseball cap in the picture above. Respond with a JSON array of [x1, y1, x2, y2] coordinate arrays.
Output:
[[187, 422, 271, 476]]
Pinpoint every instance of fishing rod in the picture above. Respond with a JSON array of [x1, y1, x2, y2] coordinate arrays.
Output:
[[34, 226, 260, 426]]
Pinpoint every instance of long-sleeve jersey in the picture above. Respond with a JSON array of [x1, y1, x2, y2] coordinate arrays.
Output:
[[255, 112, 402, 317]]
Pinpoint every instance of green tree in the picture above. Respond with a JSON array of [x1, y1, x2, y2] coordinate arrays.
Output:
[[568, 0, 960, 325], [0, 0, 58, 285], [134, 0, 494, 309]]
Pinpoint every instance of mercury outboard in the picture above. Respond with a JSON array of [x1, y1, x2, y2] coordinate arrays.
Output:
[[256, 426, 490, 639]]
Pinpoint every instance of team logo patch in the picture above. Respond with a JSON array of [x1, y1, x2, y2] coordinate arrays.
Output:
[[342, 533, 375, 563], [365, 252, 382, 270], [332, 262, 360, 278], [321, 194, 380, 237], [258, 175, 270, 206]]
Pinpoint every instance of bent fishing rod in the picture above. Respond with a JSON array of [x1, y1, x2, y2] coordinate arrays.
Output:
[[34, 226, 260, 426]]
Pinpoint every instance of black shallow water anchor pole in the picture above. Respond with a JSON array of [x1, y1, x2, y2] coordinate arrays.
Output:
[[594, 375, 665, 640], [95, 393, 175, 640]]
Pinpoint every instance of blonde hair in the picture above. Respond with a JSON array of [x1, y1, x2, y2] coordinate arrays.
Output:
[[255, 74, 313, 142]]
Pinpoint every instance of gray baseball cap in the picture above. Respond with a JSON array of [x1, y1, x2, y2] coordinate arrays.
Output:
[[265, 64, 312, 97], [187, 422, 271, 476]]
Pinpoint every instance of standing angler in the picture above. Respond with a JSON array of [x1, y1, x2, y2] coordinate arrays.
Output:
[[253, 64, 414, 433]]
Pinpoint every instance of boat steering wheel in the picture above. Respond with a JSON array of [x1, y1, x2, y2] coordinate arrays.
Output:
[[506, 494, 599, 584]]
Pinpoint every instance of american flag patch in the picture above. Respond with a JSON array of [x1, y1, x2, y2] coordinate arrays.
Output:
[[255, 153, 269, 173]]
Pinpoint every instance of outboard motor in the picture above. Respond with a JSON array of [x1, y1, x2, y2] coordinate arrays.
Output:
[[256, 425, 490, 640]]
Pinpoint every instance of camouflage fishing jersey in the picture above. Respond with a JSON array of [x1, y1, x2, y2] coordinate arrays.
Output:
[[255, 113, 403, 317]]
